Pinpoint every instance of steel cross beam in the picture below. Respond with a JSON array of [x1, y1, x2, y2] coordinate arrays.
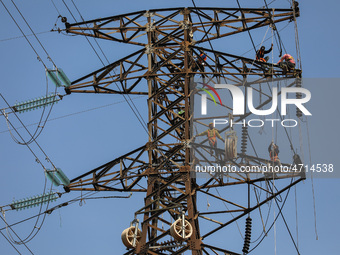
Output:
[[64, 44, 298, 95], [64, 6, 298, 46], [62, 4, 303, 255], [63, 5, 299, 95], [63, 76, 301, 192]]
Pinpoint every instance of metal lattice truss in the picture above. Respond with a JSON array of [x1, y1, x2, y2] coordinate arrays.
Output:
[[65, 6, 298, 46], [62, 4, 304, 255], [64, 6, 299, 95]]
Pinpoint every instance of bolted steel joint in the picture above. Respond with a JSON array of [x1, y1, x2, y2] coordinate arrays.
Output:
[[145, 45, 154, 55], [180, 20, 191, 30], [143, 10, 155, 18], [146, 23, 155, 32]]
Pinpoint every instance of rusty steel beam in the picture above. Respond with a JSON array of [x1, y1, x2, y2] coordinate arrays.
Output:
[[64, 7, 298, 46]]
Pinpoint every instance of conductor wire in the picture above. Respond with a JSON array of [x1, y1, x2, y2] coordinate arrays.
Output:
[[10, 0, 57, 67], [0, 0, 47, 68]]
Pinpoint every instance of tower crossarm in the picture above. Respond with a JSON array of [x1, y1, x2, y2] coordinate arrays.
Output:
[[64, 7, 298, 46]]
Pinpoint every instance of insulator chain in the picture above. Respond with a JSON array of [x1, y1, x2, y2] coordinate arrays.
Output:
[[295, 77, 302, 118], [156, 240, 179, 252], [241, 125, 248, 155], [242, 217, 252, 254]]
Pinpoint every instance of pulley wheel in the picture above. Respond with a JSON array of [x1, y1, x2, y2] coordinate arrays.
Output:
[[170, 219, 193, 241], [121, 226, 142, 248]]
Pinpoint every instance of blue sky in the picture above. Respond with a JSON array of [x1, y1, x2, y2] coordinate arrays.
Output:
[[0, 0, 340, 254]]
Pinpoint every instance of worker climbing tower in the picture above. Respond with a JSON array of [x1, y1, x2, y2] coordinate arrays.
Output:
[[61, 2, 305, 254]]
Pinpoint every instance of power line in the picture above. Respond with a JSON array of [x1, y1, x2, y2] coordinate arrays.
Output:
[[19, 79, 57, 145], [0, 56, 58, 244], [50, 0, 61, 16], [0, 210, 46, 232], [191, 0, 233, 86], [10, 0, 57, 67], [267, 0, 277, 5], [71, 0, 149, 132], [251, 190, 273, 244], [13, 181, 55, 245], [0, 214, 35, 255], [61, 0, 149, 136], [1, 101, 48, 170], [0, 111, 55, 244], [0, 96, 144, 134], [1, 111, 57, 243], [62, 1, 187, 170], [240, 22, 290, 57], [303, 115, 318, 240], [269, 183, 301, 254], [0, 188, 130, 233], [264, 83, 296, 154], [191, 0, 215, 53], [0, 0, 47, 68], [0, 30, 53, 43], [248, 179, 293, 253], [1, 0, 62, 145], [0, 93, 58, 174], [291, 0, 302, 69], [263, 0, 286, 57], [0, 229, 22, 255], [56, 2, 246, 176], [4, 75, 58, 146], [235, 0, 257, 53]]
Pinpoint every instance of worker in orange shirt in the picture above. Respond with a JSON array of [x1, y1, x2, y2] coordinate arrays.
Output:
[[196, 123, 224, 156], [268, 141, 281, 166], [194, 52, 208, 73]]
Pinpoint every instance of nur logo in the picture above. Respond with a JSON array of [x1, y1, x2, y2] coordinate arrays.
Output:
[[199, 83, 311, 116], [198, 83, 223, 115]]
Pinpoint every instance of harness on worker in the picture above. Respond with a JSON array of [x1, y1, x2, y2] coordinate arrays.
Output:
[[200, 53, 207, 61], [207, 129, 217, 146], [198, 53, 207, 65], [269, 150, 279, 161], [284, 54, 294, 63], [256, 50, 267, 62]]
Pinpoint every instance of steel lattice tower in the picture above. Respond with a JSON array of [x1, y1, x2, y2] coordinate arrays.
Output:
[[62, 4, 304, 254]]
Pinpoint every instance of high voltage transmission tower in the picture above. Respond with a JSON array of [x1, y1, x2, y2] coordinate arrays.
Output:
[[59, 3, 305, 254]]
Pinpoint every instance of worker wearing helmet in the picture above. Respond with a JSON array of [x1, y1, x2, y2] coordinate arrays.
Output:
[[277, 53, 296, 73], [194, 52, 208, 73], [256, 44, 273, 62], [172, 108, 185, 138], [268, 141, 281, 166], [196, 123, 224, 156]]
